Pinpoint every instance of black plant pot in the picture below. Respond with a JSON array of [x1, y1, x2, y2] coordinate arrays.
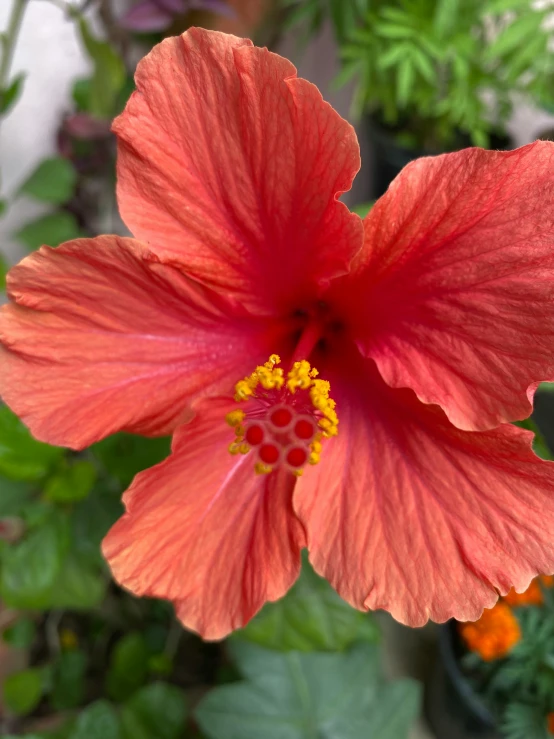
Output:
[[425, 622, 501, 739], [367, 117, 512, 199]]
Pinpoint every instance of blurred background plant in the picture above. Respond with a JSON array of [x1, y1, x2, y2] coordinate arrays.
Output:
[[283, 0, 554, 149], [282, 0, 554, 193], [422, 416, 554, 739], [453, 575, 554, 739]]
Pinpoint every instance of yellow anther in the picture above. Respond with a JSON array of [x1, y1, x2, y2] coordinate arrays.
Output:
[[287, 360, 314, 392], [319, 417, 338, 437], [309, 451, 320, 465], [255, 462, 272, 475], [235, 379, 256, 401], [226, 409, 246, 427], [238, 442, 250, 454], [293, 468, 304, 477], [229, 442, 241, 455], [257, 365, 284, 390], [311, 439, 322, 454], [235, 356, 285, 399]]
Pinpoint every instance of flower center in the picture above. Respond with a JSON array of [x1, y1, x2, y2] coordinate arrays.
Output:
[[225, 355, 338, 476]]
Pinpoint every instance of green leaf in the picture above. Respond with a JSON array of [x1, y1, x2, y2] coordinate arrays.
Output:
[[486, 12, 543, 60], [51, 651, 87, 710], [433, 0, 459, 37], [121, 683, 187, 739], [2, 617, 37, 648], [352, 201, 374, 218], [0, 479, 34, 517], [91, 433, 171, 487], [19, 158, 77, 204], [377, 43, 411, 71], [375, 23, 415, 40], [0, 251, 9, 289], [47, 553, 106, 609], [238, 558, 379, 652], [3, 668, 44, 716], [196, 643, 420, 739], [514, 417, 551, 460], [106, 632, 150, 702], [78, 19, 125, 118], [411, 48, 436, 85], [501, 702, 551, 739], [0, 406, 64, 481], [69, 700, 121, 739], [396, 58, 414, 107], [0, 73, 25, 115], [15, 211, 81, 251], [1, 516, 67, 608], [72, 78, 92, 113], [44, 461, 96, 503], [71, 491, 122, 567]]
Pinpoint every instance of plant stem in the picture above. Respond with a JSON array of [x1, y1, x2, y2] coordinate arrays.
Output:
[[0, 0, 27, 107]]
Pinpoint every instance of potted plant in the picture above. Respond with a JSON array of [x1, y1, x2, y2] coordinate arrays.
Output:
[[426, 575, 554, 739], [283, 0, 554, 194]]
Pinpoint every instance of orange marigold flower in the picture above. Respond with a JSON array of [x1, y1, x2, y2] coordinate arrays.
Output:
[[504, 574, 554, 606], [459, 602, 521, 661], [548, 712, 554, 735], [504, 579, 545, 606]]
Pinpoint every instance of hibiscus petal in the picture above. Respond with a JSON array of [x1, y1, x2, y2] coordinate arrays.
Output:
[[0, 236, 282, 449], [114, 28, 362, 312], [102, 398, 305, 639], [341, 142, 554, 430], [296, 354, 554, 626]]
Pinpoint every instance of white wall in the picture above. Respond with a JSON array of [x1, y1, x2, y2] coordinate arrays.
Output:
[[0, 1, 91, 261]]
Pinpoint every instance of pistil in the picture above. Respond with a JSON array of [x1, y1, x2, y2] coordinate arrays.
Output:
[[226, 355, 338, 476]]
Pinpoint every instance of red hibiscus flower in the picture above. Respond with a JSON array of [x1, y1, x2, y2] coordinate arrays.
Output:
[[3, 28, 554, 640]]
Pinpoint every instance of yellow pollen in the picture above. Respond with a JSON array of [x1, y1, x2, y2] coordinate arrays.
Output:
[[226, 409, 245, 427], [255, 462, 273, 475], [234, 355, 284, 401]]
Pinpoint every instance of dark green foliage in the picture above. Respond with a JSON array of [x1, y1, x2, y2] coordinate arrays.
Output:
[[0, 72, 25, 115], [77, 19, 126, 119], [106, 632, 150, 701], [196, 642, 420, 739], [501, 703, 551, 739], [120, 683, 187, 739], [19, 158, 77, 205], [461, 591, 554, 739], [50, 651, 88, 711], [3, 668, 45, 716], [284, 0, 554, 148], [237, 554, 379, 651], [15, 212, 82, 251]]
